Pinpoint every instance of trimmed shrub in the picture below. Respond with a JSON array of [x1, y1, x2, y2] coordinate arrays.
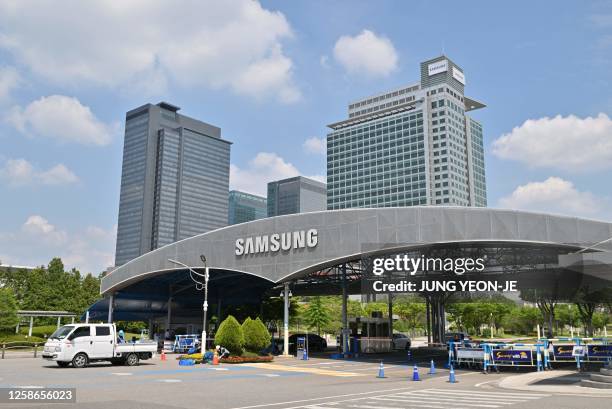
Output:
[[214, 315, 244, 355], [242, 317, 271, 353]]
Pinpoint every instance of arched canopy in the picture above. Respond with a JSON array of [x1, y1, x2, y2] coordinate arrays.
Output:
[[102, 207, 612, 296]]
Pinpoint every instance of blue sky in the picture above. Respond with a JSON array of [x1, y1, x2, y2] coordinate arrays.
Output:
[[0, 0, 611, 274]]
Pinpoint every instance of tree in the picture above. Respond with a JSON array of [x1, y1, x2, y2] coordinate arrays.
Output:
[[394, 302, 426, 330], [242, 317, 271, 353], [303, 296, 331, 335], [214, 315, 244, 355], [0, 288, 19, 331]]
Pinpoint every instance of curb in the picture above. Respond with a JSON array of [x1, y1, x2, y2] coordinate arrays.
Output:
[[497, 370, 612, 396]]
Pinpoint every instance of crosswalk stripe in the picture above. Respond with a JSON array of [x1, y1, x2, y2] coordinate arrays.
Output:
[[403, 392, 523, 403], [374, 396, 501, 408], [424, 389, 550, 398], [369, 397, 471, 409]]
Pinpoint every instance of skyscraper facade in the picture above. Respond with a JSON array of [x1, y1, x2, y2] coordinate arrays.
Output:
[[115, 102, 231, 266], [267, 176, 326, 217], [326, 56, 486, 210], [228, 190, 267, 225]]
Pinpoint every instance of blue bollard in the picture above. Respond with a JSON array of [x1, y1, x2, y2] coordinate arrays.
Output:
[[412, 364, 420, 381], [448, 364, 456, 383], [377, 361, 385, 378], [429, 359, 436, 374], [407, 350, 412, 362]]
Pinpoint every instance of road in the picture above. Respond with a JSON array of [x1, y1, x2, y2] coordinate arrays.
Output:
[[0, 354, 610, 409]]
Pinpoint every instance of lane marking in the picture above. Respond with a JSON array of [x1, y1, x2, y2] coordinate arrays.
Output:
[[260, 374, 280, 377], [476, 380, 500, 387], [158, 379, 182, 383], [243, 363, 364, 377], [19, 385, 44, 389], [227, 387, 417, 409], [111, 372, 133, 376], [423, 388, 550, 398]]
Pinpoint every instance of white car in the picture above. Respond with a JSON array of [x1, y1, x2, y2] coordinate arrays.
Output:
[[42, 323, 157, 368], [392, 333, 412, 350]]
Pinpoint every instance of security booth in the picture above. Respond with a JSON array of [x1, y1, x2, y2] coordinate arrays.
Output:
[[348, 312, 393, 354]]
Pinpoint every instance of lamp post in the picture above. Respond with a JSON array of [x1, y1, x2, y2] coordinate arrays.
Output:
[[168, 256, 209, 351]]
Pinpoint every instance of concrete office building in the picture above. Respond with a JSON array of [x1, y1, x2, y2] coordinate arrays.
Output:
[[228, 190, 267, 225], [114, 102, 231, 266], [267, 176, 327, 217], [327, 56, 487, 210]]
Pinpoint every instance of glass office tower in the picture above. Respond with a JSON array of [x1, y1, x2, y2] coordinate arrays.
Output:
[[327, 56, 486, 210], [228, 190, 267, 225], [267, 176, 326, 217], [115, 102, 231, 266]]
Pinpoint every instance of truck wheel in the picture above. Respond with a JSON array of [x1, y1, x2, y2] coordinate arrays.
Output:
[[72, 353, 88, 368], [57, 361, 70, 368], [125, 353, 139, 366]]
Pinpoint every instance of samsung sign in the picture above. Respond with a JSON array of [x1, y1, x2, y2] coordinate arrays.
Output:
[[452, 66, 465, 85], [428, 60, 448, 76], [235, 229, 318, 256]]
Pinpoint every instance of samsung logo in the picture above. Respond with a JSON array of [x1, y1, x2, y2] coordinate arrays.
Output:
[[428, 60, 448, 76], [235, 229, 318, 256]]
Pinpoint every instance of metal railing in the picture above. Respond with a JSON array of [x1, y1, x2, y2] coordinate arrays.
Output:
[[1, 342, 40, 359]]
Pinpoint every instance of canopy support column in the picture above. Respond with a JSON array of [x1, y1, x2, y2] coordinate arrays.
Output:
[[107, 293, 114, 323], [283, 282, 290, 356], [341, 264, 348, 356], [166, 297, 172, 329], [387, 293, 393, 339]]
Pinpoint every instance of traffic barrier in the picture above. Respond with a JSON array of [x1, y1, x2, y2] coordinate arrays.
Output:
[[429, 359, 436, 374], [377, 361, 385, 378], [448, 365, 456, 383], [412, 364, 420, 381]]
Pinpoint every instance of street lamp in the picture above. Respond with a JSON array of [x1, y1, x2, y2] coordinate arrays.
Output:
[[168, 256, 209, 351]]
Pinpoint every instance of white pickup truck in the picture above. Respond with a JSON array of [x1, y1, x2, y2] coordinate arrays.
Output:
[[42, 323, 157, 368]]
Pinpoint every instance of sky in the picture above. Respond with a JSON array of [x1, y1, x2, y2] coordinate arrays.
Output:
[[0, 0, 611, 274]]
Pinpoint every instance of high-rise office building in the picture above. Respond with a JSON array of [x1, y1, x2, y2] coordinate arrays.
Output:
[[326, 56, 486, 210], [114, 102, 231, 266], [228, 190, 267, 225], [267, 176, 326, 217]]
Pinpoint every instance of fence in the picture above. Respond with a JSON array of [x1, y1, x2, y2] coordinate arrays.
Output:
[[1, 342, 41, 359]]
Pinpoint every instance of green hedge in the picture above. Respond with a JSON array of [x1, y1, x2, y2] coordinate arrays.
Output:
[[214, 315, 244, 356], [242, 317, 271, 353]]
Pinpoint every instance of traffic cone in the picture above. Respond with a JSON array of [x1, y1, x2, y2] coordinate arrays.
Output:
[[412, 364, 420, 381], [448, 365, 456, 383], [377, 361, 385, 378], [161, 350, 166, 361], [212, 351, 219, 365], [429, 359, 436, 374]]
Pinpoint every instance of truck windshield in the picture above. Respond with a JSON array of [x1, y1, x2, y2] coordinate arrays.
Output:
[[49, 325, 75, 340]]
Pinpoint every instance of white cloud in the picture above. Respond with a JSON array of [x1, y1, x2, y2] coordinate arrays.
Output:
[[0, 66, 21, 103], [230, 152, 324, 196], [0, 216, 115, 274], [21, 215, 67, 243], [497, 177, 609, 220], [333, 30, 398, 77], [492, 113, 612, 171], [0, 158, 79, 186], [303, 136, 326, 154], [7, 95, 116, 146], [0, 0, 300, 103]]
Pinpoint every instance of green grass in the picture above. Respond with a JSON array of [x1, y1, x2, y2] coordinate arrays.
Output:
[[0, 332, 45, 344]]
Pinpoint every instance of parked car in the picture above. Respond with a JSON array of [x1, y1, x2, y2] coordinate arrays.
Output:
[[288, 333, 327, 353], [392, 333, 412, 350], [42, 323, 157, 368]]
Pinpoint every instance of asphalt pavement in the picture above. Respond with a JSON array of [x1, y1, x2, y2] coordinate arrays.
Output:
[[0, 353, 610, 409]]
